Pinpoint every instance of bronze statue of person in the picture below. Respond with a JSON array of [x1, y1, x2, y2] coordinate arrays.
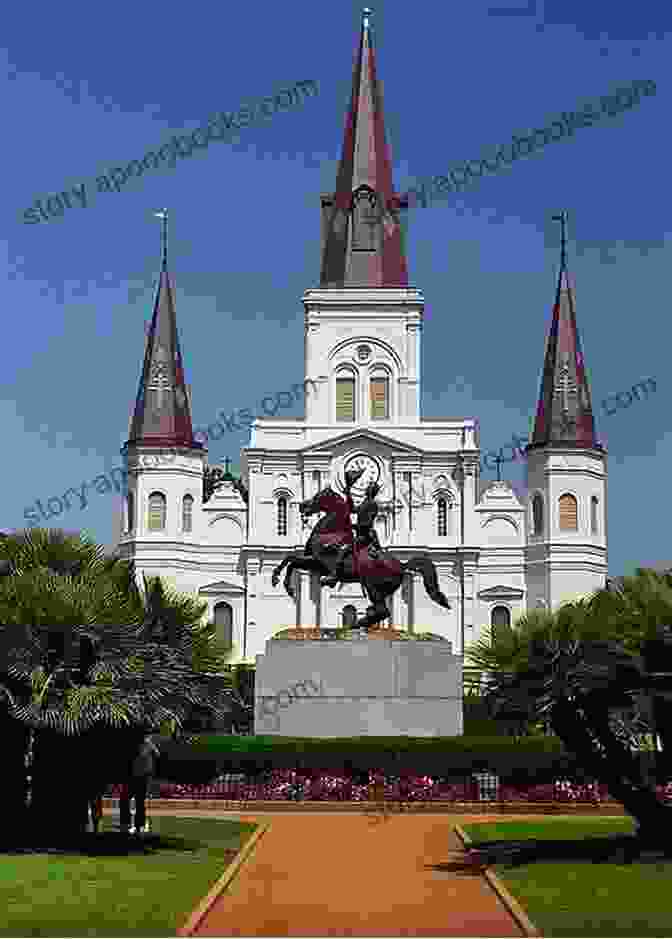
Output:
[[304, 468, 363, 587], [324, 480, 383, 586], [355, 481, 383, 558]]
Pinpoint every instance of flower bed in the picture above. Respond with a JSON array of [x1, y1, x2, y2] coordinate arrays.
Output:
[[105, 771, 672, 804]]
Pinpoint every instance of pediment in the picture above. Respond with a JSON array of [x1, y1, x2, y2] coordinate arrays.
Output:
[[477, 584, 524, 601], [199, 580, 245, 596], [477, 480, 522, 507], [300, 428, 423, 456]]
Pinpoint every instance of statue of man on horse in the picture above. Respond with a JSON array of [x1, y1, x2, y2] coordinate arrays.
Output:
[[271, 467, 451, 631], [321, 476, 384, 587]]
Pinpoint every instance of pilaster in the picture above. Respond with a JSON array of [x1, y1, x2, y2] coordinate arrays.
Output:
[[297, 571, 314, 627]]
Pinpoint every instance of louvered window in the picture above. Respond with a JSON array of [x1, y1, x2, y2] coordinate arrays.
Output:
[[336, 377, 355, 421], [591, 496, 599, 535], [559, 493, 578, 531], [182, 494, 193, 533], [370, 377, 389, 420], [437, 498, 448, 536], [351, 189, 378, 251], [532, 494, 544, 536], [277, 497, 288, 536], [148, 492, 166, 531]]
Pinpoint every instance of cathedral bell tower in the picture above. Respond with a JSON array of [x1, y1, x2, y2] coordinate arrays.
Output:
[[118, 212, 206, 567], [524, 213, 608, 611], [304, 7, 423, 428]]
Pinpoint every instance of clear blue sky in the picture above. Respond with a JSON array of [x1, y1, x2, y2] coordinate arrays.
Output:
[[2, 0, 669, 577]]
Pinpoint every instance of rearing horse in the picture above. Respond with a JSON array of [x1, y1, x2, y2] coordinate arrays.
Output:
[[270, 486, 451, 630]]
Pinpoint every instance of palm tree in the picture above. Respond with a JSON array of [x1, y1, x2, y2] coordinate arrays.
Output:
[[130, 572, 253, 735], [592, 568, 672, 783], [466, 577, 672, 845], [0, 528, 243, 840]]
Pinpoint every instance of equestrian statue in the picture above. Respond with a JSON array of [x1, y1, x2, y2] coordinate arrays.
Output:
[[270, 468, 451, 631]]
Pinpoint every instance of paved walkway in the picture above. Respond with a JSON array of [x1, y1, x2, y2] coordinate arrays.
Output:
[[186, 812, 526, 937]]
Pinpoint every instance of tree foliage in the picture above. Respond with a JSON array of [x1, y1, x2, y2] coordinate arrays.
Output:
[[465, 570, 672, 842], [0, 528, 244, 838]]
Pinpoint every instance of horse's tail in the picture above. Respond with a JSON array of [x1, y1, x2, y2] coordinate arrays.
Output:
[[403, 555, 451, 610]]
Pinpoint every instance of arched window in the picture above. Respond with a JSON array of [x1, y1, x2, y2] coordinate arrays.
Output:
[[214, 601, 233, 649], [336, 375, 356, 421], [370, 374, 390, 420], [351, 188, 379, 251], [147, 492, 166, 531], [342, 604, 357, 628], [559, 493, 578, 531], [437, 498, 448, 537], [532, 493, 544, 536], [182, 494, 194, 533], [127, 491, 135, 532], [491, 605, 511, 641], [277, 497, 288, 536], [591, 496, 599, 535]]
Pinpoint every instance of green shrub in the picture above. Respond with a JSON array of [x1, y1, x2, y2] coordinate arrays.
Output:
[[156, 734, 577, 783]]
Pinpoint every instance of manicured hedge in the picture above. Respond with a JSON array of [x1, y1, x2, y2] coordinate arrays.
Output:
[[156, 733, 580, 783]]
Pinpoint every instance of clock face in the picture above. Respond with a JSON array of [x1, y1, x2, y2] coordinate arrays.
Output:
[[344, 454, 380, 494]]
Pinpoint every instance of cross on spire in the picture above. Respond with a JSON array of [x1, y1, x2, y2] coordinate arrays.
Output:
[[493, 453, 505, 482], [154, 209, 169, 270], [552, 211, 568, 270]]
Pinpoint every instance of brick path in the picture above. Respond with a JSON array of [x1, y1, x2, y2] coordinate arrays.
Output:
[[183, 812, 527, 937]]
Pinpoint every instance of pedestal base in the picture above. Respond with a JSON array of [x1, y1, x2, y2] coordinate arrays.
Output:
[[254, 635, 462, 737]]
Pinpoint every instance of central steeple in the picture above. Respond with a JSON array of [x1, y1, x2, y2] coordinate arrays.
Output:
[[320, 8, 409, 288]]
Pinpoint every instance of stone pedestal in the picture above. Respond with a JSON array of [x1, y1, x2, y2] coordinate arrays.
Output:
[[254, 633, 462, 737]]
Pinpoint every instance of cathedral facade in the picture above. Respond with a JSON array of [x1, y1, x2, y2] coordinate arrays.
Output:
[[117, 12, 608, 666]]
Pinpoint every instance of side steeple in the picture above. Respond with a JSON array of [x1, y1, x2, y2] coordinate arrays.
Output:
[[126, 211, 202, 450], [320, 8, 409, 288], [528, 212, 601, 452]]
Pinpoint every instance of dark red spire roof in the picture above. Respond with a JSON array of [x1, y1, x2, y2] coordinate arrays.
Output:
[[126, 254, 201, 451], [529, 217, 601, 452], [320, 8, 409, 287]]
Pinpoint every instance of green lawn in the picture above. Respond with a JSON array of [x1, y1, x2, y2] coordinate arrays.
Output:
[[0, 815, 257, 937], [463, 817, 672, 937]]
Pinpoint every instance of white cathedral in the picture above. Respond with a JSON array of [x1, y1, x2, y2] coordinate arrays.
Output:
[[117, 12, 608, 666]]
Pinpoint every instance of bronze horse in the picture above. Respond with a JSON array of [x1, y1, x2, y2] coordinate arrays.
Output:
[[271, 485, 451, 630]]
